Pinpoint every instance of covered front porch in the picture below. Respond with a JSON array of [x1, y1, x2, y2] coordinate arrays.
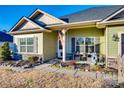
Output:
[[57, 27, 106, 65]]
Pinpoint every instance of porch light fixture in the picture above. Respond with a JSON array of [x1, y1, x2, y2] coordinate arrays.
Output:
[[112, 34, 119, 42]]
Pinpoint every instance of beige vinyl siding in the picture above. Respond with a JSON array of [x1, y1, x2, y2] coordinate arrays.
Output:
[[19, 21, 39, 30], [43, 31, 57, 61], [33, 14, 62, 25], [66, 27, 104, 54], [15, 20, 40, 31], [100, 33, 106, 55]]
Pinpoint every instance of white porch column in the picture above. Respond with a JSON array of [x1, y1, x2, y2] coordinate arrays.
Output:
[[105, 28, 108, 68], [62, 29, 67, 62]]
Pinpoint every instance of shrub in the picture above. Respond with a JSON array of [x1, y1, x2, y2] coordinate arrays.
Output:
[[5, 68, 15, 73], [28, 56, 39, 64], [90, 65, 100, 71], [0, 42, 11, 61], [0, 46, 2, 59], [51, 63, 60, 68]]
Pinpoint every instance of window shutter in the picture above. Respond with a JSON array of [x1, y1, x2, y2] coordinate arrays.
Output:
[[34, 37, 38, 53], [71, 38, 75, 53], [95, 37, 100, 53], [17, 38, 20, 52], [36, 37, 38, 53]]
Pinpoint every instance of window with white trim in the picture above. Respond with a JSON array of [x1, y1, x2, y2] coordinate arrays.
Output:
[[19, 37, 38, 53], [75, 37, 99, 54], [76, 37, 85, 53], [85, 38, 95, 53]]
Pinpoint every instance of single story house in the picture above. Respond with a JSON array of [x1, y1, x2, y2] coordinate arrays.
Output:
[[10, 5, 124, 66]]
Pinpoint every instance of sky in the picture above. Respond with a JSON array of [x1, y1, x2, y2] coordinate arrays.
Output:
[[0, 5, 103, 32]]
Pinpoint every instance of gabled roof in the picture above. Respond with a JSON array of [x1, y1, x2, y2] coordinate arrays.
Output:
[[10, 16, 47, 32], [61, 5, 124, 23], [102, 6, 124, 22], [10, 6, 124, 33], [30, 9, 67, 25]]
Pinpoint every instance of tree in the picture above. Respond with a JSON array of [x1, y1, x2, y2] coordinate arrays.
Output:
[[1, 42, 11, 61]]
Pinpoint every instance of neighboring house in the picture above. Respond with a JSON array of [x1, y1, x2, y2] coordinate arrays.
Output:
[[9, 5, 124, 65]]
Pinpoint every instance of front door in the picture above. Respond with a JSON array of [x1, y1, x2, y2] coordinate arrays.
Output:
[[121, 34, 124, 55], [58, 40, 63, 58]]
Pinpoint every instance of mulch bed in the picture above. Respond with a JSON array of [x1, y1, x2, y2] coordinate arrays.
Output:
[[59, 61, 118, 74], [0, 60, 42, 69]]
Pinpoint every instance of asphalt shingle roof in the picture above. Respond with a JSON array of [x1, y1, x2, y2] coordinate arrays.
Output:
[[61, 5, 124, 23]]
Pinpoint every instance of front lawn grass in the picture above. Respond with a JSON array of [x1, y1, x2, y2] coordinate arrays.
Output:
[[0, 69, 116, 88]]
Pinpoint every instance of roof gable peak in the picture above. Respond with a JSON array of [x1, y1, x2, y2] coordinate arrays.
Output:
[[10, 16, 46, 32], [29, 9, 67, 24]]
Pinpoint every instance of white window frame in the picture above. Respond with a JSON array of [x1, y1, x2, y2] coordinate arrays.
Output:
[[74, 37, 98, 54], [26, 38, 34, 53], [85, 37, 95, 54], [19, 37, 38, 54], [20, 38, 27, 53], [75, 37, 86, 53]]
